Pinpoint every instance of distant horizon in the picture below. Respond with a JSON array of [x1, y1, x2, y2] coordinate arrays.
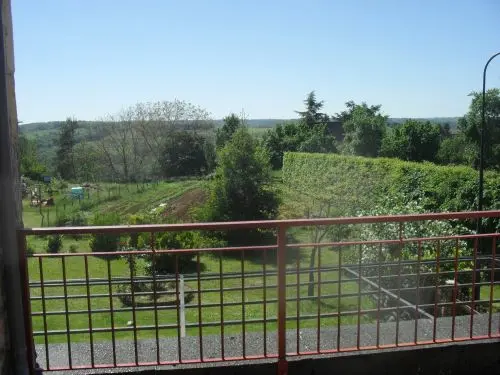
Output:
[[19, 116, 462, 127]]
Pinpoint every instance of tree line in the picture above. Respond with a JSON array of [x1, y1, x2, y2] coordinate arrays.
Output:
[[262, 89, 500, 170], [18, 88, 500, 184]]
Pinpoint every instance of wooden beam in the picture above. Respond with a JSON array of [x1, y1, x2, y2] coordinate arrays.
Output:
[[0, 0, 31, 373]]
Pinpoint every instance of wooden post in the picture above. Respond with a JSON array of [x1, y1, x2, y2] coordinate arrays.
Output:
[[0, 0, 31, 373]]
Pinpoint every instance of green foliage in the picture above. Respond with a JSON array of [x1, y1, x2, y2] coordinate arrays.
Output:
[[47, 235, 63, 254], [339, 102, 388, 157], [380, 119, 441, 162], [263, 122, 337, 169], [89, 213, 121, 253], [18, 134, 46, 181], [55, 210, 89, 228], [283, 153, 500, 231], [55, 118, 78, 180], [295, 91, 329, 129], [146, 232, 197, 274], [201, 127, 279, 245], [344, 197, 474, 291], [216, 113, 243, 149], [458, 88, 500, 169], [160, 131, 214, 177], [73, 140, 100, 182], [262, 121, 305, 169], [437, 134, 476, 166]]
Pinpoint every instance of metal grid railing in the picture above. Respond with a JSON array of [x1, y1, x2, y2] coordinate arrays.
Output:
[[18, 211, 500, 374]]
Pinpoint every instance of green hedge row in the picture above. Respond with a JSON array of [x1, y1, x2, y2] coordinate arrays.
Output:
[[283, 152, 500, 229]]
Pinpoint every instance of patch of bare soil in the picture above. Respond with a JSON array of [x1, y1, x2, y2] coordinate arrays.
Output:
[[163, 188, 208, 221]]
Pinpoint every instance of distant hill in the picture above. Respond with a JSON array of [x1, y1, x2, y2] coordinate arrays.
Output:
[[388, 117, 459, 129], [20, 117, 460, 133]]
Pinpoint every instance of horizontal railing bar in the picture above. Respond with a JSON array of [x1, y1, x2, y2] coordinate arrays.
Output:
[[27, 260, 500, 288], [287, 233, 500, 248], [28, 278, 500, 302], [28, 266, 500, 291], [31, 296, 500, 318], [32, 298, 500, 338], [19, 210, 500, 236]]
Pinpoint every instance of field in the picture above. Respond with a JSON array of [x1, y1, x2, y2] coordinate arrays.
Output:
[[23, 177, 376, 345]]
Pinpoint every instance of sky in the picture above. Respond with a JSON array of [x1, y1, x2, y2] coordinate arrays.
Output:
[[11, 0, 500, 123]]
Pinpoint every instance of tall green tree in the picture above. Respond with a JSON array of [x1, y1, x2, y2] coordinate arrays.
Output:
[[216, 113, 243, 149], [380, 119, 441, 162], [295, 91, 329, 129], [202, 127, 279, 245], [18, 133, 46, 180], [458, 88, 500, 169], [160, 131, 214, 177], [73, 140, 100, 181], [55, 118, 78, 180], [340, 102, 388, 157], [436, 134, 476, 166]]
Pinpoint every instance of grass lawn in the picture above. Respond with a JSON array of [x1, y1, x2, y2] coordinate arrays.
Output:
[[481, 285, 500, 312], [27, 235, 374, 345]]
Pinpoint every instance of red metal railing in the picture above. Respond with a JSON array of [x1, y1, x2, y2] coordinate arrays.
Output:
[[18, 211, 500, 374]]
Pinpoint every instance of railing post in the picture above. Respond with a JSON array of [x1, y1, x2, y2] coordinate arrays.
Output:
[[277, 225, 288, 375], [179, 274, 186, 337], [17, 231, 38, 374]]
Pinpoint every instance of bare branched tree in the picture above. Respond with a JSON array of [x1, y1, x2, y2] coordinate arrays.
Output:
[[94, 100, 214, 182]]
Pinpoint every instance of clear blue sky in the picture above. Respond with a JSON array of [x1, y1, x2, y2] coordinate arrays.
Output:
[[11, 0, 500, 123]]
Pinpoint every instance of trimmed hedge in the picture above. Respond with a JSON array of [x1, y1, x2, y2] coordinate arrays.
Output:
[[283, 152, 500, 230]]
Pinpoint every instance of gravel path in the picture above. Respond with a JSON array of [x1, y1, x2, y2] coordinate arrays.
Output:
[[35, 313, 500, 374]]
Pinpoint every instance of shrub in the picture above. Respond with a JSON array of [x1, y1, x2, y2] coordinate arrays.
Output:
[[55, 212, 88, 227], [69, 244, 78, 253], [145, 231, 224, 275], [55, 213, 70, 227], [47, 235, 63, 254], [89, 213, 121, 254], [70, 212, 88, 226]]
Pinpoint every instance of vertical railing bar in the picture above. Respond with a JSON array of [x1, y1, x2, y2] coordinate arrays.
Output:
[[376, 243, 382, 348], [38, 256, 50, 370], [433, 240, 441, 343], [395, 222, 403, 346], [316, 246, 321, 353], [175, 254, 182, 363], [241, 250, 246, 359], [452, 238, 459, 340], [470, 237, 478, 338], [197, 252, 203, 361], [84, 255, 94, 367], [61, 256, 72, 368], [262, 248, 267, 357], [106, 258, 117, 366], [129, 252, 138, 365], [219, 252, 225, 359], [277, 225, 288, 375], [296, 245, 300, 354], [488, 237, 496, 337], [414, 240, 422, 344], [151, 233, 160, 365], [337, 245, 342, 351], [357, 244, 362, 350]]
